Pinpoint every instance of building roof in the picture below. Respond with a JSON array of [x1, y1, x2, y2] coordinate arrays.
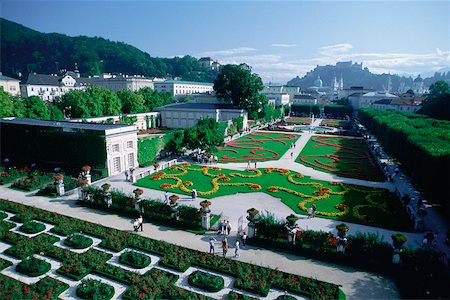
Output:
[[362, 91, 398, 98], [199, 57, 214, 61], [373, 99, 393, 105], [155, 103, 242, 111], [0, 117, 134, 132], [0, 74, 20, 82], [24, 73, 93, 86], [154, 80, 214, 86], [293, 94, 316, 100]]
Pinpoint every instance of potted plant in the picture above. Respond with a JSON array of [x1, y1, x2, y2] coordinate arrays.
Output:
[[101, 183, 111, 191], [199, 200, 212, 213], [246, 208, 259, 222], [286, 214, 299, 228], [133, 188, 144, 198], [169, 195, 179, 205], [336, 223, 350, 238], [53, 174, 64, 182], [391, 233, 408, 249], [81, 165, 91, 174]]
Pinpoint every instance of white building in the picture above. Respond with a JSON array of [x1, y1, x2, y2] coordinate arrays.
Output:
[[338, 86, 374, 99], [70, 111, 160, 131], [292, 94, 318, 105], [262, 85, 300, 103], [263, 92, 290, 106], [91, 74, 154, 92], [349, 91, 399, 110], [154, 80, 214, 97], [0, 73, 20, 96], [155, 103, 248, 129], [199, 57, 220, 70], [20, 71, 91, 101], [371, 98, 421, 113]]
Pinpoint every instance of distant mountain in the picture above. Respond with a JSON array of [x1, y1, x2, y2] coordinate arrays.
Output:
[[0, 18, 218, 82], [286, 61, 450, 92]]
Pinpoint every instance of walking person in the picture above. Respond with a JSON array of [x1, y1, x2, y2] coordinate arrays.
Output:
[[222, 238, 228, 257], [241, 231, 247, 247], [311, 204, 317, 218], [226, 221, 231, 235], [137, 215, 143, 231], [234, 239, 240, 257], [125, 170, 129, 181], [164, 191, 169, 205], [191, 189, 197, 201], [221, 221, 227, 235], [247, 160, 251, 169], [209, 237, 217, 254], [291, 152, 294, 159], [254, 161, 257, 169], [133, 218, 139, 232], [307, 206, 313, 219]]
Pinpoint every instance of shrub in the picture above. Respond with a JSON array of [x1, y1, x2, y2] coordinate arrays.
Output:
[[20, 221, 46, 234], [16, 256, 51, 277], [64, 233, 93, 249], [76, 279, 114, 300], [188, 270, 225, 292], [119, 251, 151, 269]]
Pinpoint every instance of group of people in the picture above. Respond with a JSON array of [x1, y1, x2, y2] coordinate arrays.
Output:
[[124, 168, 135, 182], [196, 153, 218, 165], [246, 160, 257, 169], [217, 219, 231, 235], [307, 204, 317, 219], [133, 214, 144, 232], [209, 236, 240, 258]]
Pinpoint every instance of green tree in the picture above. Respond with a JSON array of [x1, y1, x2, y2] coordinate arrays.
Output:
[[12, 97, 26, 117], [137, 87, 173, 111], [184, 118, 224, 152], [48, 104, 65, 120], [337, 97, 349, 106], [86, 86, 122, 116], [213, 64, 266, 117], [24, 96, 50, 119], [418, 80, 450, 120], [60, 90, 91, 118], [0, 90, 14, 117], [117, 89, 145, 113], [165, 130, 185, 153]]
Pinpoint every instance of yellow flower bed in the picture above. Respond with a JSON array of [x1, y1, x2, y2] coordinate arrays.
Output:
[[287, 174, 323, 188], [229, 169, 262, 178]]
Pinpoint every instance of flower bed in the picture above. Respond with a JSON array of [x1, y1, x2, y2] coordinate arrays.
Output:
[[76, 279, 115, 300], [64, 233, 93, 249], [19, 221, 46, 234], [188, 270, 225, 292], [0, 167, 27, 185], [10, 172, 55, 192], [16, 256, 51, 277], [119, 250, 151, 269], [0, 200, 343, 300]]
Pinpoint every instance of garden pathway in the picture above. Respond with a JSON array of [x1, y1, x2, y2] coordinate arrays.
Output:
[[0, 185, 400, 299]]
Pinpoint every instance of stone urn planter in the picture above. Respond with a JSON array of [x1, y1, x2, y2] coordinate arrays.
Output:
[[102, 183, 112, 208], [246, 208, 260, 238], [81, 165, 92, 185], [336, 223, 349, 253], [54, 174, 65, 196], [285, 214, 299, 244], [133, 189, 144, 212], [169, 195, 180, 220], [391, 233, 408, 264], [200, 200, 212, 230]]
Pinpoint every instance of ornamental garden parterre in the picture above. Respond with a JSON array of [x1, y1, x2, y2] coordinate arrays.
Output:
[[0, 200, 344, 299]]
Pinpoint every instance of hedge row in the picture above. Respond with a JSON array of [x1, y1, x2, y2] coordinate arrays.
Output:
[[358, 109, 450, 208]]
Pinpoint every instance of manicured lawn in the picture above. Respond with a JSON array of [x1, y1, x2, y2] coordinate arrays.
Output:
[[135, 164, 411, 231], [216, 131, 299, 163], [285, 117, 312, 125], [297, 136, 385, 181], [320, 119, 352, 128]]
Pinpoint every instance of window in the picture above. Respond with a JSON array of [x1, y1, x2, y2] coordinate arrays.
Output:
[[128, 153, 135, 168], [113, 157, 121, 173], [112, 144, 120, 152], [127, 141, 133, 148]]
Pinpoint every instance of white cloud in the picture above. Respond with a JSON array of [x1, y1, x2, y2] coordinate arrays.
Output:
[[198, 47, 256, 57], [271, 43, 297, 48], [319, 43, 354, 56]]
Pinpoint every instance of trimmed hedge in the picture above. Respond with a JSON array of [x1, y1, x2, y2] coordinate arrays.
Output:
[[291, 104, 320, 116], [16, 256, 51, 277], [19, 221, 46, 234], [324, 105, 353, 118], [188, 270, 225, 292], [119, 250, 151, 269], [64, 233, 93, 249], [76, 279, 115, 300]]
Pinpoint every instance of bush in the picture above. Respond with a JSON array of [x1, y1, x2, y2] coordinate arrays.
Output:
[[188, 270, 225, 292], [16, 256, 51, 277], [64, 233, 93, 249], [76, 279, 115, 300], [119, 251, 151, 269], [20, 221, 46, 234]]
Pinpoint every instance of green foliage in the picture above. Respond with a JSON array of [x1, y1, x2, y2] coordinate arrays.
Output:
[[232, 116, 244, 131], [119, 115, 137, 125], [0, 90, 14, 117], [291, 104, 320, 116], [263, 103, 283, 121], [214, 64, 266, 117], [137, 138, 161, 167], [87, 86, 122, 116], [164, 130, 185, 153], [119, 251, 151, 268], [48, 104, 65, 120], [336, 97, 349, 106], [117, 89, 145, 113], [324, 105, 353, 118], [136, 87, 173, 111], [16, 256, 51, 277], [64, 233, 93, 249], [1, 19, 217, 82], [12, 97, 26, 117], [218, 121, 228, 137], [183, 118, 224, 152], [188, 270, 225, 292], [76, 279, 114, 300], [20, 221, 46, 234], [24, 96, 50, 119], [418, 80, 450, 120], [358, 109, 450, 207]]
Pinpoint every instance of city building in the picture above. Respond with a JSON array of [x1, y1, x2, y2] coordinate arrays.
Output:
[[262, 85, 300, 103], [20, 71, 91, 101], [199, 57, 220, 70], [338, 86, 374, 99], [292, 94, 318, 105], [155, 103, 248, 129], [154, 80, 214, 97], [69, 111, 160, 131], [90, 74, 154, 92], [0, 118, 137, 177], [0, 73, 20, 96], [262, 92, 290, 106], [412, 75, 426, 95], [371, 97, 422, 113], [348, 91, 399, 110]]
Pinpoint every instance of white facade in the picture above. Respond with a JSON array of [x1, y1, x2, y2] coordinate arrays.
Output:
[[154, 80, 214, 97], [70, 111, 160, 131], [292, 94, 318, 105], [262, 85, 300, 103], [157, 103, 248, 129], [349, 91, 399, 110], [371, 102, 421, 113], [91, 75, 154, 92], [105, 128, 138, 176], [263, 92, 290, 106], [0, 73, 20, 96]]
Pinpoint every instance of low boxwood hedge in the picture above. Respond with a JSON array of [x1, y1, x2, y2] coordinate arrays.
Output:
[[76, 279, 115, 300], [16, 256, 51, 277], [19, 221, 46, 234], [188, 270, 224, 292], [64, 233, 93, 249], [119, 250, 151, 269]]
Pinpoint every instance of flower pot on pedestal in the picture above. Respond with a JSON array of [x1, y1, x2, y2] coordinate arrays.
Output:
[[200, 200, 212, 230], [246, 208, 260, 238], [54, 174, 65, 196], [336, 223, 349, 253], [391, 233, 408, 264]]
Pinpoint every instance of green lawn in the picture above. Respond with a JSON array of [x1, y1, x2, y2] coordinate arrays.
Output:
[[297, 136, 385, 181], [285, 117, 312, 125], [216, 132, 299, 163], [135, 164, 411, 231]]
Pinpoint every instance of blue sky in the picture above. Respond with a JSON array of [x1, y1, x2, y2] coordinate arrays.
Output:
[[2, 0, 449, 83]]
